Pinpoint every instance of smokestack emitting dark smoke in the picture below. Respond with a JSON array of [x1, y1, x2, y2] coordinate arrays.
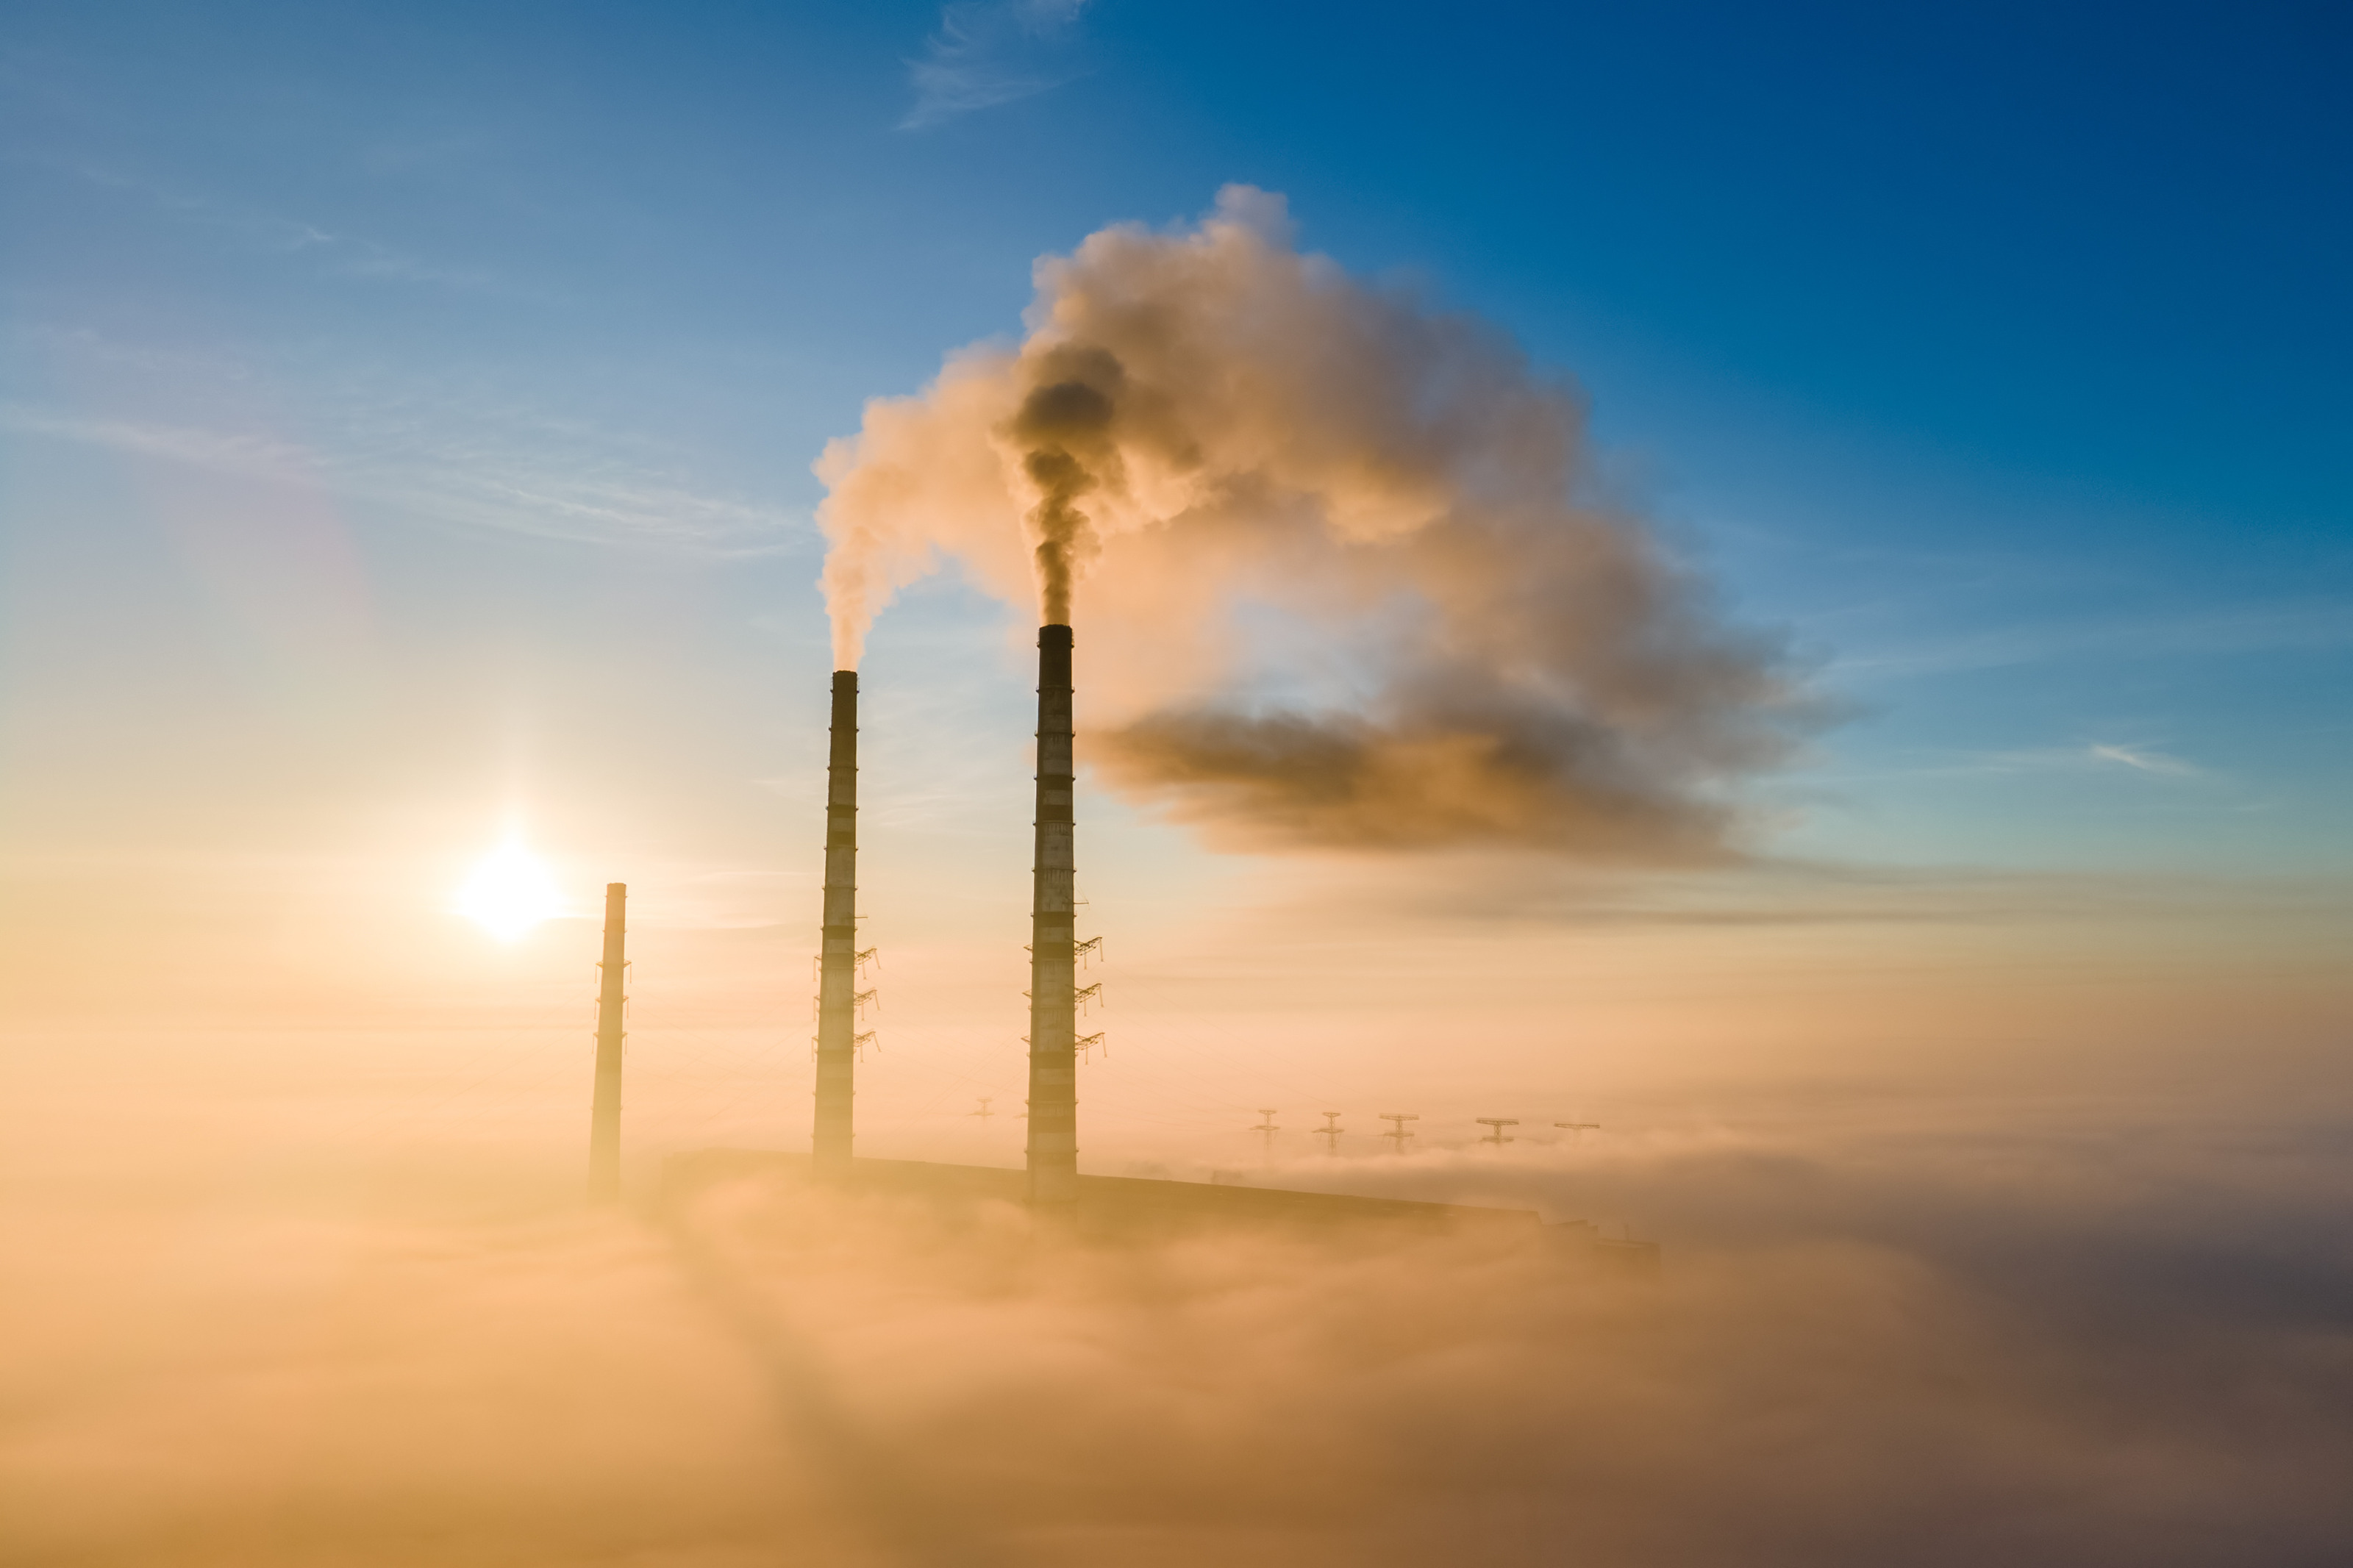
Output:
[[1026, 625, 1079, 1206], [815, 187, 1810, 859], [811, 672, 858, 1173], [1009, 348, 1120, 626], [588, 882, 625, 1203]]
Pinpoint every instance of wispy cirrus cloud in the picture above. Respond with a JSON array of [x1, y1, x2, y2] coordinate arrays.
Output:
[[0, 406, 315, 486], [0, 401, 804, 556], [1957, 740, 2210, 781], [13, 152, 501, 292], [1802, 740, 2215, 787], [1825, 598, 2353, 683], [901, 0, 1091, 129], [2088, 742, 2201, 777]]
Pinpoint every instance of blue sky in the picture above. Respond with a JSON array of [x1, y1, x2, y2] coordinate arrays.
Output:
[[3, 0, 2347, 909]]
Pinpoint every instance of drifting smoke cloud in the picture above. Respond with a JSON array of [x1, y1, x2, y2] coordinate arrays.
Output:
[[816, 186, 1810, 857]]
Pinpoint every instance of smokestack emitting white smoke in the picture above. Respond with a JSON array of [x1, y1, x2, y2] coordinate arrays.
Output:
[[817, 186, 1808, 857]]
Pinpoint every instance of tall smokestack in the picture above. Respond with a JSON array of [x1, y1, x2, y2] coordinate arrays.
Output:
[[1026, 625, 1079, 1208], [588, 882, 626, 1203], [812, 670, 859, 1173]]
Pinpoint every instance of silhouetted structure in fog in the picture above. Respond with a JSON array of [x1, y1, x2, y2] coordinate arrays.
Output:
[[589, 883, 626, 1201], [813, 671, 860, 1173], [1318, 1111, 1346, 1155], [744, 629, 1659, 1262], [1026, 625, 1079, 1208]]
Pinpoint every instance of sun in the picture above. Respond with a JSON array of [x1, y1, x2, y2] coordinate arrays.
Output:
[[454, 839, 566, 941]]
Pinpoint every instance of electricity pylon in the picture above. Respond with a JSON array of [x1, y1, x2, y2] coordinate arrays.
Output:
[[1251, 1109, 1280, 1162], [1316, 1111, 1345, 1156], [1477, 1117, 1519, 1146], [1379, 1112, 1418, 1153]]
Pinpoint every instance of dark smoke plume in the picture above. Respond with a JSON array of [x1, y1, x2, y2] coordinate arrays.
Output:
[[815, 186, 1811, 857], [1006, 345, 1124, 625]]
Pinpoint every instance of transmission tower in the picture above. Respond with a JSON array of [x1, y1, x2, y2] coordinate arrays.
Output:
[[1251, 1109, 1281, 1162], [1025, 1028, 1110, 1062], [971, 1096, 995, 1122], [1316, 1111, 1345, 1156], [1378, 1112, 1419, 1153], [1477, 1117, 1520, 1146], [1554, 1121, 1600, 1142]]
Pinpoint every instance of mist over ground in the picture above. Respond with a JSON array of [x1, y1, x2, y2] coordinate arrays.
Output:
[[7, 1048, 2348, 1568]]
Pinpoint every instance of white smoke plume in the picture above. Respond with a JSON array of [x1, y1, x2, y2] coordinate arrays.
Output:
[[815, 187, 1810, 857]]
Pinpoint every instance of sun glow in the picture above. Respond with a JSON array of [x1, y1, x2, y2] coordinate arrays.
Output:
[[454, 839, 567, 941]]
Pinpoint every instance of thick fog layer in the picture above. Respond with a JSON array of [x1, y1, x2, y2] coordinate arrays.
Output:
[[10, 1125, 2348, 1567]]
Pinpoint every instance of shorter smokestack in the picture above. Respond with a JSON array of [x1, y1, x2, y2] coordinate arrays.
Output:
[[588, 882, 626, 1203], [813, 670, 859, 1173]]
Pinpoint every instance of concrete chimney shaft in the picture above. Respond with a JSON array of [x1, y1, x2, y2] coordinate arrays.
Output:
[[813, 670, 859, 1172], [1026, 625, 1079, 1206], [589, 882, 626, 1202]]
